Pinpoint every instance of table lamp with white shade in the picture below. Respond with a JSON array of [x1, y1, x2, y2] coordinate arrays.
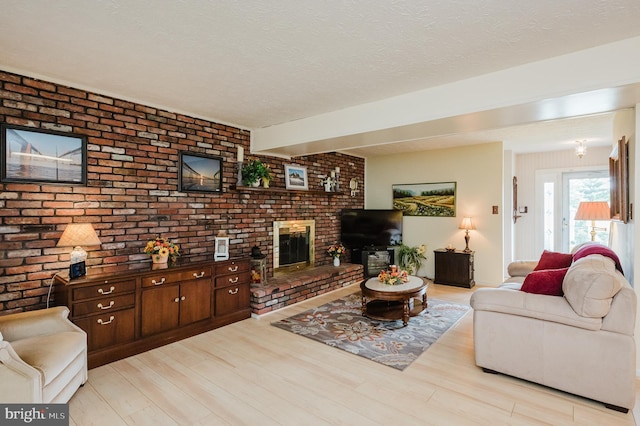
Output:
[[57, 223, 102, 278], [574, 201, 610, 242], [459, 217, 476, 253]]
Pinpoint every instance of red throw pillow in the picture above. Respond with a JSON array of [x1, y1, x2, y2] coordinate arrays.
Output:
[[572, 244, 623, 274], [533, 250, 573, 271], [520, 268, 569, 296]]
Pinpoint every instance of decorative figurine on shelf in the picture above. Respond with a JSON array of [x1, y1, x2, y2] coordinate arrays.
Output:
[[322, 175, 333, 192]]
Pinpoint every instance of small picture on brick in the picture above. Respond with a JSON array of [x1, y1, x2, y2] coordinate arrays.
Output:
[[179, 152, 223, 193], [1, 124, 87, 185], [284, 164, 308, 190]]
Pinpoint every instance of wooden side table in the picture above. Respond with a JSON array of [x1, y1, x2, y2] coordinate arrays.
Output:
[[434, 249, 475, 288]]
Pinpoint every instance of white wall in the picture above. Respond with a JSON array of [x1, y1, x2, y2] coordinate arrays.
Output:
[[365, 142, 503, 286], [513, 146, 611, 261]]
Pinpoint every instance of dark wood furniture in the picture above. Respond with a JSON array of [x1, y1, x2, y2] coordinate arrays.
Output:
[[360, 276, 428, 326], [55, 256, 251, 368], [434, 249, 475, 288]]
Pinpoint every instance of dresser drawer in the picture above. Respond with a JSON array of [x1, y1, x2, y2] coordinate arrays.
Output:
[[73, 293, 136, 317], [215, 283, 250, 317], [215, 272, 250, 288], [214, 260, 250, 276], [72, 279, 136, 301], [142, 267, 212, 288], [75, 308, 135, 351]]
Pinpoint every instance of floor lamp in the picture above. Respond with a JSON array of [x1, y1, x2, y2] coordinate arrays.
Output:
[[574, 201, 610, 242]]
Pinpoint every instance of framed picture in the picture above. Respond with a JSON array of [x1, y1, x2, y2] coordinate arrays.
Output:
[[1, 124, 87, 184], [284, 164, 308, 190], [609, 136, 628, 223], [392, 182, 456, 217], [179, 152, 223, 193]]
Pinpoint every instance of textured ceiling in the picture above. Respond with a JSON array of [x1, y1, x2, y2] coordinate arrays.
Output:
[[1, 1, 640, 155]]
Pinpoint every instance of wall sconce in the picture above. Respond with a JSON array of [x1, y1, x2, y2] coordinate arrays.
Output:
[[458, 217, 476, 253], [575, 140, 587, 158], [57, 223, 102, 278], [575, 201, 610, 242], [349, 178, 359, 196]]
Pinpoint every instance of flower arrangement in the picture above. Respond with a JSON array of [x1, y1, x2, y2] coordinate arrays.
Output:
[[327, 242, 346, 259], [398, 243, 427, 275], [144, 237, 180, 262], [378, 266, 409, 286]]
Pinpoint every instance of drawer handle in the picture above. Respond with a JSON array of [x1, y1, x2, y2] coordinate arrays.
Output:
[[228, 288, 239, 295], [98, 286, 115, 295], [193, 271, 205, 279], [228, 265, 238, 272], [228, 277, 239, 284], [152, 278, 166, 286], [97, 316, 115, 325], [97, 301, 115, 310]]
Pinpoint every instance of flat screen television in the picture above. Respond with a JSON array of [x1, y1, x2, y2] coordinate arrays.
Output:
[[340, 209, 403, 249]]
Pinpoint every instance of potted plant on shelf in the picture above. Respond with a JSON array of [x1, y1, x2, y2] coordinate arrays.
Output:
[[242, 159, 272, 187]]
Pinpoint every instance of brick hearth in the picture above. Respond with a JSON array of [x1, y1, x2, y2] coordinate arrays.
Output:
[[250, 263, 364, 315]]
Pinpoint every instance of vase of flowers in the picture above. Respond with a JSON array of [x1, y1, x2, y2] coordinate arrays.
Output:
[[144, 237, 180, 264], [398, 244, 427, 275], [378, 265, 409, 285], [327, 242, 346, 266], [242, 159, 273, 187]]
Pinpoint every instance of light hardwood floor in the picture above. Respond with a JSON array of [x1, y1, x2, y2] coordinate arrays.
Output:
[[69, 283, 639, 425]]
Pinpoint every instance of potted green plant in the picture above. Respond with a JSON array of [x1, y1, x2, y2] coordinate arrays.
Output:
[[242, 159, 272, 186], [398, 244, 427, 275]]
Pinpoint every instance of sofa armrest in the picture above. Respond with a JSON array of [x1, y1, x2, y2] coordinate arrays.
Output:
[[0, 341, 43, 402], [470, 288, 602, 331], [507, 260, 538, 277], [0, 307, 82, 342]]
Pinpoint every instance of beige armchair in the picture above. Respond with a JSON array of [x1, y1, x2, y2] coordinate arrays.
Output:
[[0, 306, 87, 403]]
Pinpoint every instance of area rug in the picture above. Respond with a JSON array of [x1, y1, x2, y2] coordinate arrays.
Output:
[[271, 292, 470, 371]]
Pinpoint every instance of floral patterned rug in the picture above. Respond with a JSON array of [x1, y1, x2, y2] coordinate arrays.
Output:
[[271, 292, 470, 371]]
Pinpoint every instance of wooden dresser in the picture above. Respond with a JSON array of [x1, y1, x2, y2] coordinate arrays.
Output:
[[55, 256, 251, 368]]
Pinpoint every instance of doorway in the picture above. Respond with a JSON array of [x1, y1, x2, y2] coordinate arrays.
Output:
[[537, 167, 609, 254]]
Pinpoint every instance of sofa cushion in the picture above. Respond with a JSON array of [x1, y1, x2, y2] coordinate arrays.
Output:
[[521, 267, 568, 296], [563, 255, 624, 318], [572, 243, 623, 274], [533, 250, 573, 271], [10, 332, 85, 386]]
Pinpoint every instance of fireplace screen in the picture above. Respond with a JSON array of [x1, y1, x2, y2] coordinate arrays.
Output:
[[273, 220, 315, 272]]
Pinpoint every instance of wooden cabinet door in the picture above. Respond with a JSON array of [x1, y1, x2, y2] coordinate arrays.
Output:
[[179, 279, 212, 326], [141, 285, 180, 336]]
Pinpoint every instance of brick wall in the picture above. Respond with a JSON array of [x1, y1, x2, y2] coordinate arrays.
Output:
[[0, 71, 364, 313]]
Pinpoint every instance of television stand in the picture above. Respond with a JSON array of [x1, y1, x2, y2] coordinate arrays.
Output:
[[359, 247, 395, 277]]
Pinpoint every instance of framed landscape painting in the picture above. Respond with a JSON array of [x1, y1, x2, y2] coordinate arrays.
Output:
[[284, 164, 308, 190], [1, 124, 86, 185], [179, 152, 223, 193], [392, 182, 456, 217]]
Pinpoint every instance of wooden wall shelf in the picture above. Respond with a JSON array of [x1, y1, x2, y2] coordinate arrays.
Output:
[[230, 185, 344, 196]]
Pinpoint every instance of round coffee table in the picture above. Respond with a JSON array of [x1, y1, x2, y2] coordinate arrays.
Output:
[[360, 275, 428, 326]]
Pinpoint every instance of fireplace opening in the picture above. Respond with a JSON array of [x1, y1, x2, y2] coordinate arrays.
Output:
[[273, 220, 315, 274]]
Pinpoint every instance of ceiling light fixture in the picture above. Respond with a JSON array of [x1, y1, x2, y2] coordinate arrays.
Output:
[[575, 140, 587, 158]]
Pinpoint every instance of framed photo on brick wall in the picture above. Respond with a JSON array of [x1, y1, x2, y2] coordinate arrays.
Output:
[[284, 164, 308, 190], [179, 152, 223, 193], [1, 124, 87, 185]]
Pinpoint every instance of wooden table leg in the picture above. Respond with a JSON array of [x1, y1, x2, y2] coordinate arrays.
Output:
[[402, 300, 410, 326], [423, 292, 428, 310]]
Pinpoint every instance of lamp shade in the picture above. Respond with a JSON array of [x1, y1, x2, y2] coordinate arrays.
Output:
[[575, 202, 610, 221], [459, 217, 476, 230], [57, 223, 102, 248]]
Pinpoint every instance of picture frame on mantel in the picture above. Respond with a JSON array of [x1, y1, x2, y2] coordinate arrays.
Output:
[[0, 124, 87, 185], [284, 164, 308, 190], [179, 152, 223, 193], [609, 136, 629, 223]]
